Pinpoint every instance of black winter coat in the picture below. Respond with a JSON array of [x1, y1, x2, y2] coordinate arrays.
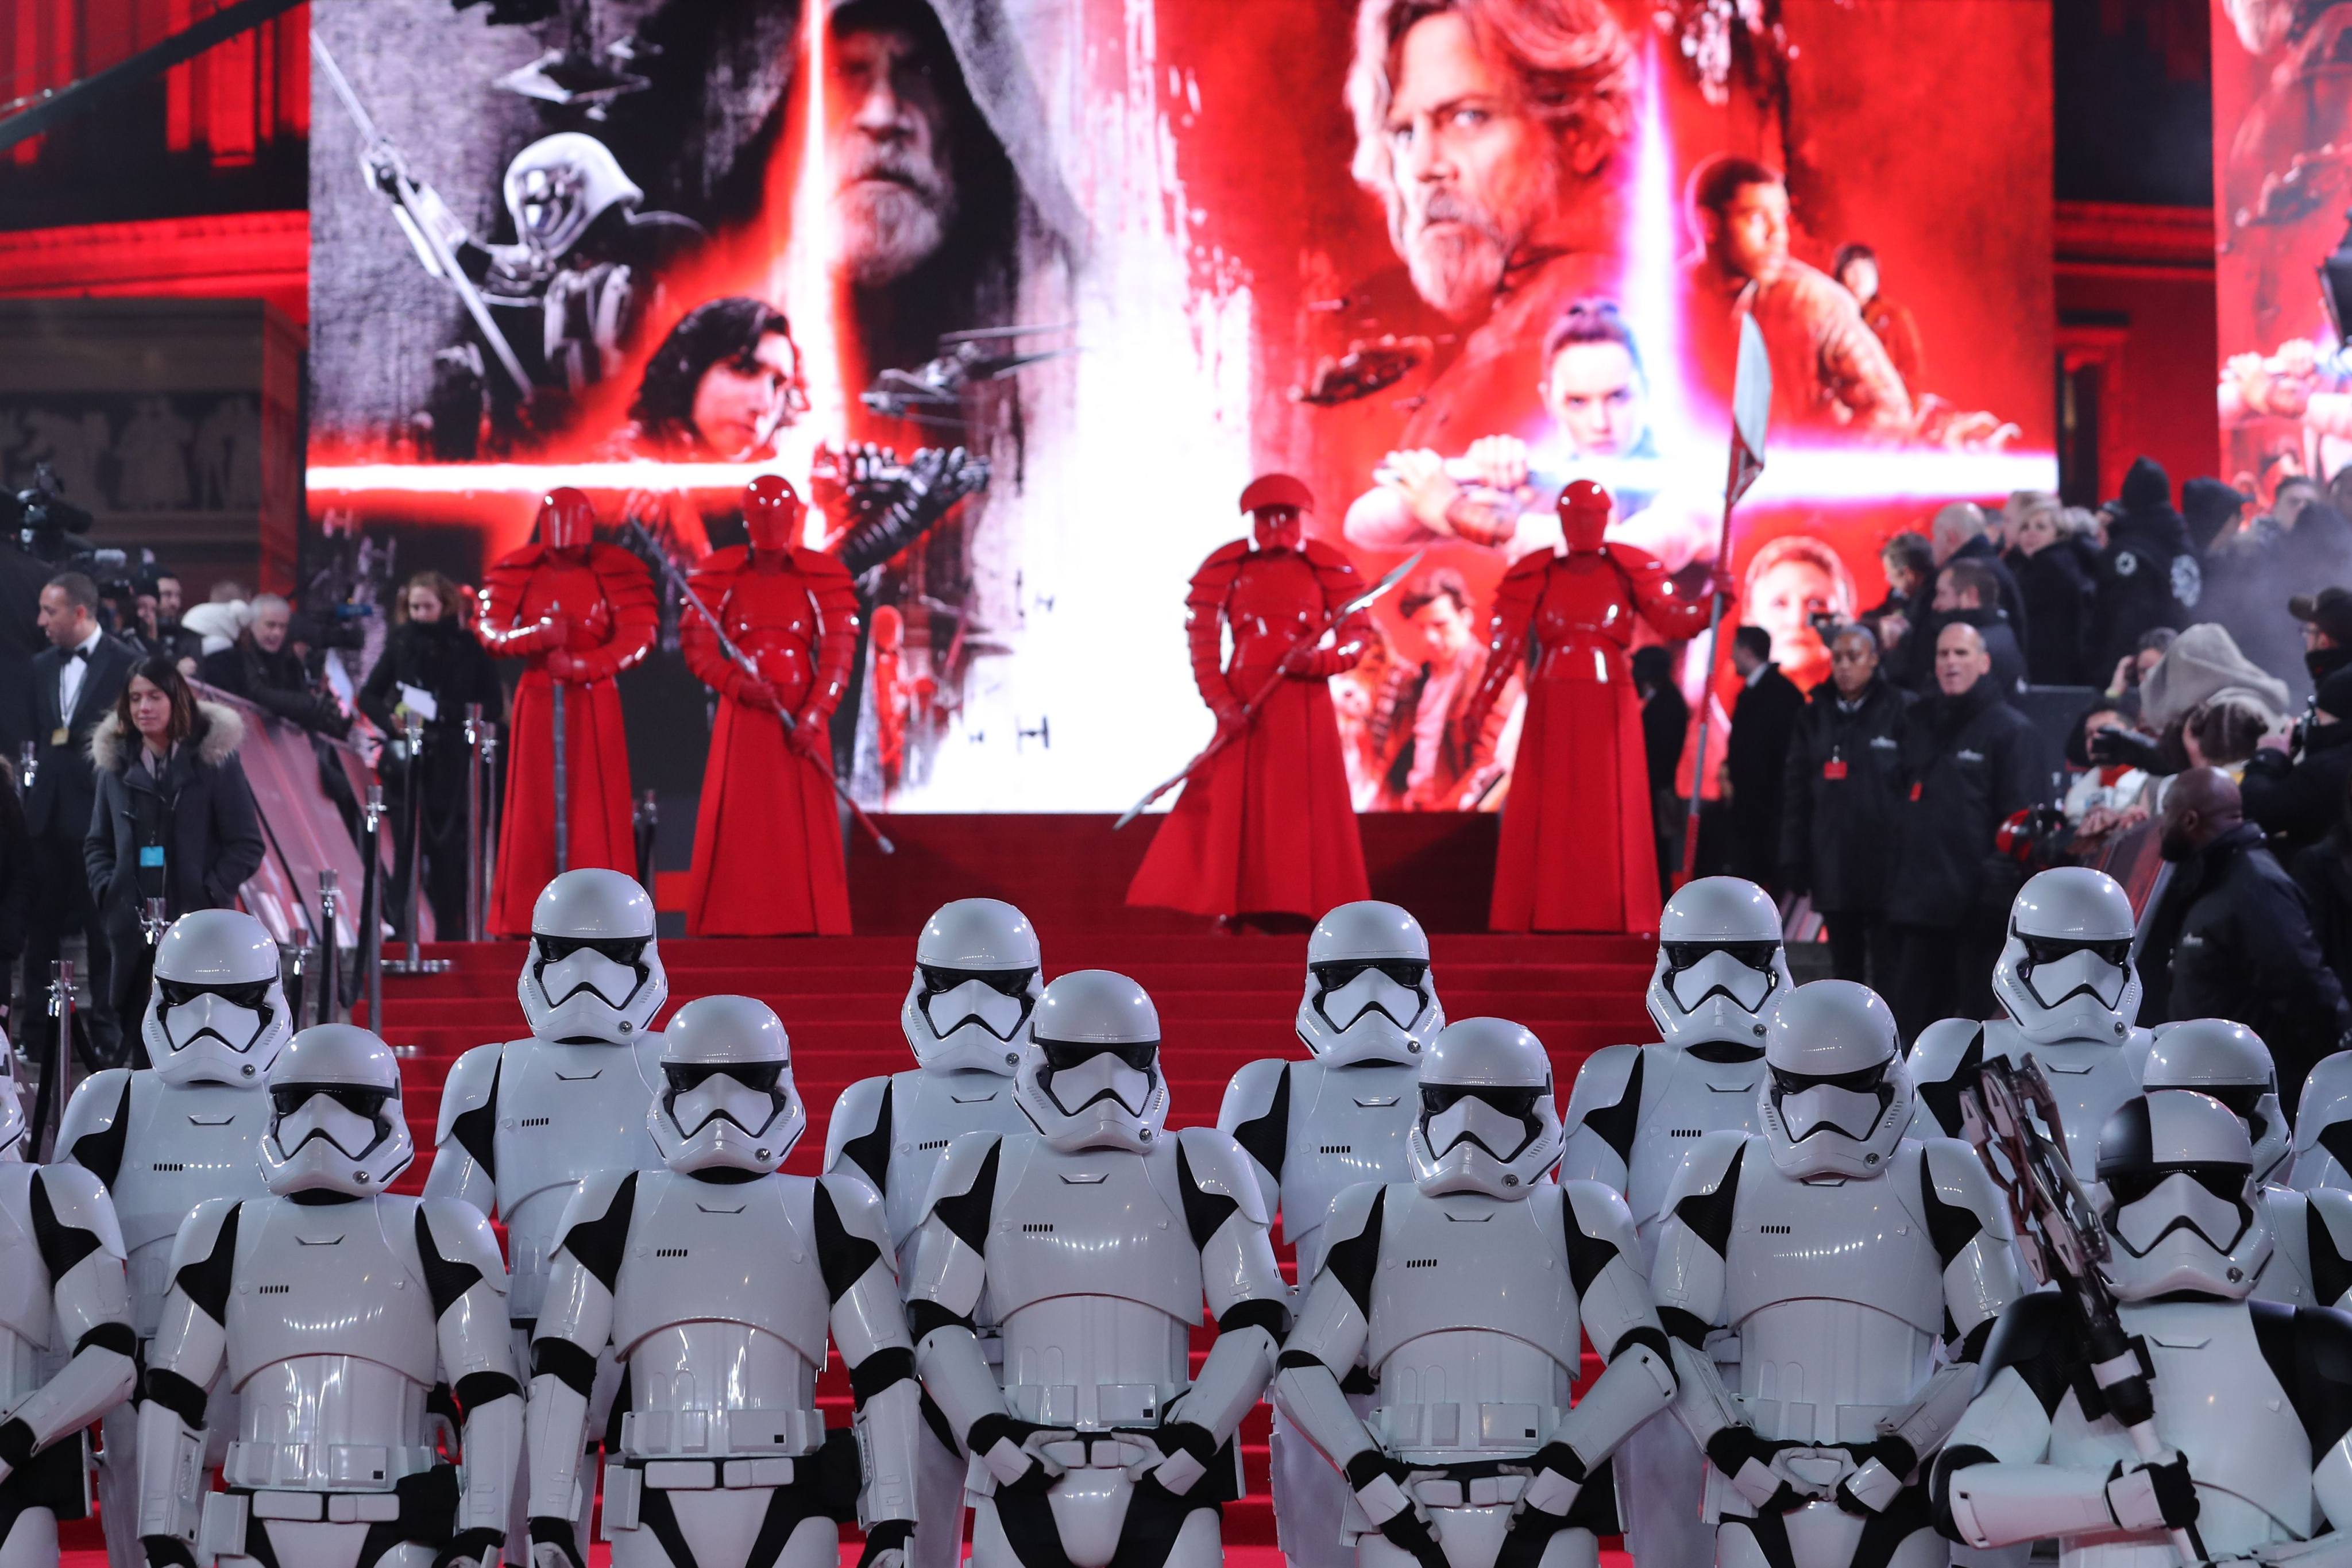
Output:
[[1727, 665, 1805, 882], [1948, 535, 2030, 646], [2091, 512, 2199, 675], [0, 777, 30, 962], [2142, 821, 2350, 1109], [83, 701, 267, 937], [1778, 675, 1911, 914], [202, 637, 350, 739], [2010, 543, 2093, 686], [2241, 720, 2352, 858], [2293, 837, 2352, 1033], [1886, 677, 2048, 929], [357, 619, 505, 741]]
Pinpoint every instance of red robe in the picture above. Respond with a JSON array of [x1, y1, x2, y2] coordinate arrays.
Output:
[[1127, 538, 1371, 920], [1467, 543, 1712, 934], [478, 542, 658, 934], [681, 546, 860, 936]]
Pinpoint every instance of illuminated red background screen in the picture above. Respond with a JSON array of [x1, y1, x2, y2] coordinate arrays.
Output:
[[307, 0, 2054, 813]]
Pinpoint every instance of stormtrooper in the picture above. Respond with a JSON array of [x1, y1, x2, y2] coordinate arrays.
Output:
[[1562, 875, 1787, 1568], [1910, 868, 2152, 1172], [2290, 1047, 2352, 1191], [2141, 1019, 2352, 1308], [526, 996, 921, 1568], [56, 910, 292, 1568], [1934, 1091, 2352, 1568], [0, 1047, 138, 1568], [426, 869, 670, 1558], [136, 1025, 522, 1568], [1649, 981, 2025, 1568], [1218, 901, 1447, 1568], [903, 970, 1292, 1568], [1270, 1017, 1679, 1568], [824, 899, 1044, 1568]]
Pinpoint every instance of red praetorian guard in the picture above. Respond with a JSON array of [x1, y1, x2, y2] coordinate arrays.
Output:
[[681, 476, 860, 935], [1127, 473, 1372, 922], [477, 486, 657, 934], [1463, 479, 1725, 934]]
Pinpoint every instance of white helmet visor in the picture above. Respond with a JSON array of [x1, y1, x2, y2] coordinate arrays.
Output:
[[918, 966, 1037, 1042], [1661, 942, 1781, 1017], [1420, 1085, 1544, 1164], [157, 978, 274, 1059], [535, 936, 653, 1014], [1038, 1040, 1156, 1119], [2107, 1165, 2256, 1258], [271, 1086, 396, 1163], [663, 1063, 791, 1142], [2015, 935, 2133, 1014], [1770, 1063, 1897, 1144], [1312, 960, 1431, 1035]]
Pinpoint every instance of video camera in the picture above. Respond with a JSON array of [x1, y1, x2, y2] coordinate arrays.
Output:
[[5, 464, 96, 562]]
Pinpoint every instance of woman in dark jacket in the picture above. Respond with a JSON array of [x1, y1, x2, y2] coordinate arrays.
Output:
[[358, 571, 507, 941], [84, 657, 266, 1022], [2005, 499, 2092, 686]]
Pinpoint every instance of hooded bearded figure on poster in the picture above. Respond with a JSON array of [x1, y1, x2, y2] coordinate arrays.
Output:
[[1465, 481, 1722, 933], [682, 477, 861, 936], [1127, 476, 1374, 923], [477, 488, 657, 934]]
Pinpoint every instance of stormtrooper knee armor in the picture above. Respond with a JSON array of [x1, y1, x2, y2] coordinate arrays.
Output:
[[1651, 982, 2026, 1568], [424, 871, 670, 1559], [2141, 1020, 2352, 1308], [1219, 902, 1445, 1568], [1560, 877, 1788, 1568], [1936, 1090, 2352, 1568], [1910, 869, 2150, 1172], [904, 971, 1292, 1568], [56, 911, 292, 1568], [1272, 1018, 1679, 1568], [527, 997, 920, 1568], [0, 1060, 138, 1568], [824, 900, 1044, 1568], [137, 1025, 522, 1568]]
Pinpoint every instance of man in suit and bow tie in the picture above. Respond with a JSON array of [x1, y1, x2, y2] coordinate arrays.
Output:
[[24, 572, 133, 1134]]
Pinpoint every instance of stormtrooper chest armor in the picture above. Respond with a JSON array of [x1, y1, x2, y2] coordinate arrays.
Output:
[[494, 1037, 664, 1316], [1628, 1046, 1767, 1244], [222, 1198, 439, 1492], [1281, 1060, 1418, 1278], [609, 1173, 833, 1461], [1984, 1022, 2147, 1173], [1365, 1186, 1580, 1464], [1721, 1144, 1945, 1444], [0, 1166, 54, 1408], [877, 1070, 1028, 1259], [987, 1137, 1202, 1431], [113, 1076, 271, 1335], [2253, 1187, 2319, 1307]]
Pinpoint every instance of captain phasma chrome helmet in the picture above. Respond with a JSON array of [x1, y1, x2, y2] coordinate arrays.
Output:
[[520, 870, 668, 1044], [1013, 970, 1168, 1154], [259, 1025, 414, 1198], [1759, 981, 1911, 1180], [901, 899, 1042, 1075], [0, 1048, 23, 1161], [2095, 1091, 2270, 1302], [1992, 867, 2141, 1045], [1647, 878, 1790, 1048], [2142, 1020, 2289, 1188], [503, 133, 643, 262], [648, 996, 806, 1178], [1408, 1018, 1562, 1200], [1297, 901, 1445, 1066], [143, 910, 291, 1088]]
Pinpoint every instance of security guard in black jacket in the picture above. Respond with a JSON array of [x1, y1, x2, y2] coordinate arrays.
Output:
[[1779, 624, 1911, 984]]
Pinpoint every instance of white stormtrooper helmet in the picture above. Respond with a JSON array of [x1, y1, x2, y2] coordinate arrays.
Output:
[[503, 133, 642, 262], [1647, 878, 1790, 1049], [1407, 1018, 1562, 1200], [2095, 1091, 2270, 1301], [519, 870, 668, 1044], [1297, 901, 1445, 1066], [2142, 1020, 2289, 1187], [648, 996, 805, 1178], [1759, 981, 1911, 1179], [1013, 970, 1168, 1154], [0, 1049, 24, 1161], [901, 899, 1042, 1075], [259, 1025, 413, 1198], [143, 910, 291, 1088], [1992, 868, 2142, 1045]]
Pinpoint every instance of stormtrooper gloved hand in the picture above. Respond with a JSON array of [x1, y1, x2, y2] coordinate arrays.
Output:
[[2106, 1453, 2200, 1532], [1346, 1452, 1449, 1568]]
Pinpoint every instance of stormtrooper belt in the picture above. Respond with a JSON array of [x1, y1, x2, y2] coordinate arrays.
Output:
[[222, 1442, 438, 1493], [618, 1406, 825, 1465], [1375, 1401, 1567, 1459]]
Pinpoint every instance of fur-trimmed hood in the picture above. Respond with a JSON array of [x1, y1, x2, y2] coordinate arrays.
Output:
[[88, 700, 245, 775]]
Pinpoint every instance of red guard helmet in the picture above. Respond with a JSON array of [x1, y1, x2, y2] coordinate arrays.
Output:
[[1242, 472, 1312, 550], [538, 487, 598, 551], [1558, 479, 1613, 554], [744, 474, 802, 552]]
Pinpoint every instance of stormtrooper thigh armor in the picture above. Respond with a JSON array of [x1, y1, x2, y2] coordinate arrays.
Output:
[[59, 911, 292, 1568], [1561, 877, 1787, 1568], [138, 1026, 522, 1568], [1651, 983, 2025, 1568], [426, 871, 669, 1561], [827, 899, 1043, 1568], [905, 972, 1291, 1568], [1220, 902, 1444, 1568]]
